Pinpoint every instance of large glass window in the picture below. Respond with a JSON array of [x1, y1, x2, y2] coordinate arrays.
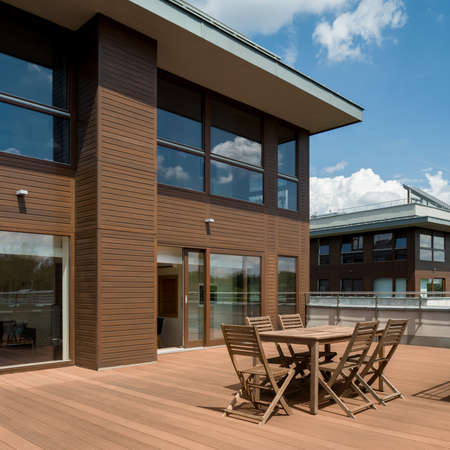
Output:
[[341, 279, 363, 292], [157, 78, 202, 149], [157, 145, 204, 191], [277, 124, 298, 211], [211, 160, 263, 204], [210, 99, 261, 166], [341, 236, 364, 263], [210, 254, 261, 340], [0, 52, 69, 164], [277, 257, 296, 315], [373, 233, 393, 262], [318, 279, 329, 292], [420, 278, 445, 297], [0, 232, 69, 368], [394, 235, 408, 260], [420, 233, 445, 262], [210, 99, 263, 204]]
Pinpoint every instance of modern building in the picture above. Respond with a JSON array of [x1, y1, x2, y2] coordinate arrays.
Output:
[[0, 0, 362, 371], [310, 186, 450, 295]]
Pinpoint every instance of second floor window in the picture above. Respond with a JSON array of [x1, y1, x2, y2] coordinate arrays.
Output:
[[341, 236, 363, 263], [373, 233, 393, 262], [277, 124, 298, 211], [318, 242, 330, 265], [0, 51, 70, 164], [420, 233, 445, 262]]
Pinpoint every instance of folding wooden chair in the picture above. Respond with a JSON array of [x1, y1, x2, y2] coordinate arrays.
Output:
[[318, 321, 379, 418], [222, 324, 295, 426], [278, 313, 337, 362], [355, 319, 408, 405]]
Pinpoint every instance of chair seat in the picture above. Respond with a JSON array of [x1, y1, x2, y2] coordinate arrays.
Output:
[[319, 360, 359, 373], [243, 364, 291, 378]]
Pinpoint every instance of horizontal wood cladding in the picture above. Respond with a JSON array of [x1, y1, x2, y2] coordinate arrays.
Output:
[[0, 162, 74, 235], [96, 17, 157, 368]]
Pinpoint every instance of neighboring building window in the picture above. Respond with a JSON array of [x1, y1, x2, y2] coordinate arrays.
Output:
[[395, 278, 407, 296], [318, 241, 330, 265], [420, 233, 445, 262], [341, 236, 364, 263], [277, 257, 297, 315], [373, 278, 393, 294], [157, 77, 204, 191], [209, 254, 261, 340], [318, 279, 329, 292], [0, 52, 70, 163], [394, 235, 408, 260], [420, 278, 444, 296], [277, 124, 298, 210], [0, 231, 70, 367], [341, 279, 363, 292], [210, 99, 263, 204], [373, 233, 393, 262]]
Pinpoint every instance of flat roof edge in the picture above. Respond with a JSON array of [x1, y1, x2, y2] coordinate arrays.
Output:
[[130, 0, 363, 120]]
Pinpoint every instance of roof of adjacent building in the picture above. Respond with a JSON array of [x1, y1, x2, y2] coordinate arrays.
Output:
[[310, 202, 450, 238], [5, 0, 363, 134]]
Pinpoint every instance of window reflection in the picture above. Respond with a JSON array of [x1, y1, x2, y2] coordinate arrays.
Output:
[[157, 78, 202, 149], [211, 160, 263, 204], [277, 178, 297, 210], [210, 254, 261, 340], [0, 53, 66, 108], [278, 257, 296, 315], [0, 232, 69, 367], [0, 102, 69, 163], [211, 99, 261, 167], [157, 145, 204, 191]]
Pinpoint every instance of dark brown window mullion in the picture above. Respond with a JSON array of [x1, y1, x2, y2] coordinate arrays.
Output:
[[204, 92, 211, 195]]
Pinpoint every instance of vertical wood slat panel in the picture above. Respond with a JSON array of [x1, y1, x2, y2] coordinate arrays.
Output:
[[97, 17, 157, 368]]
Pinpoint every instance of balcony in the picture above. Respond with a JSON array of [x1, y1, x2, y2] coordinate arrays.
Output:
[[0, 338, 449, 447]]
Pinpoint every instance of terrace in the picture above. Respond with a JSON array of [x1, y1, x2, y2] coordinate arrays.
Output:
[[0, 342, 449, 449]]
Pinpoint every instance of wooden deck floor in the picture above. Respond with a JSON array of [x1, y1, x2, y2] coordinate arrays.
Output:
[[0, 344, 449, 449]]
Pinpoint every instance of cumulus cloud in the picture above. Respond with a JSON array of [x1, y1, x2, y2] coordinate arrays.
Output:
[[212, 136, 261, 166], [310, 168, 450, 215], [313, 0, 407, 62], [157, 154, 190, 182], [188, 0, 349, 35], [324, 160, 348, 174]]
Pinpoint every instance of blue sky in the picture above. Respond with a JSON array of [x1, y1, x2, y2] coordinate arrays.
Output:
[[190, 0, 450, 213]]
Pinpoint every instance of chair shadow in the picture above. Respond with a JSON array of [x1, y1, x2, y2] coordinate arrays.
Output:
[[413, 381, 450, 402]]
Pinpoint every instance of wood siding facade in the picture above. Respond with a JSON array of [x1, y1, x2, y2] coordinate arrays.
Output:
[[1, 5, 310, 371]]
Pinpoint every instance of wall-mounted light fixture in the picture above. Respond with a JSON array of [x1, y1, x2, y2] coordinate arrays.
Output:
[[16, 189, 29, 196], [204, 218, 215, 224]]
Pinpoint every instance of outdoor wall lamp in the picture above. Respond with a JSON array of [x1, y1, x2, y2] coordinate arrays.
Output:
[[16, 189, 29, 196], [204, 218, 215, 224]]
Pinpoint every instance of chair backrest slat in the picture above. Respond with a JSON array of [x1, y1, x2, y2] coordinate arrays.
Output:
[[246, 316, 274, 333], [279, 313, 304, 330], [343, 321, 378, 362]]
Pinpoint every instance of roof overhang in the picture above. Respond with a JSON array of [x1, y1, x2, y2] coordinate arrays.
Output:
[[310, 216, 450, 238], [4, 0, 363, 134]]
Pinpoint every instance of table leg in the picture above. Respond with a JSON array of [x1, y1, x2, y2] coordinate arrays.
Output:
[[310, 342, 319, 415], [325, 343, 331, 359]]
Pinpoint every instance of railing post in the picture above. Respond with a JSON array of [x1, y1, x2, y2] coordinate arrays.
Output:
[[336, 294, 340, 325]]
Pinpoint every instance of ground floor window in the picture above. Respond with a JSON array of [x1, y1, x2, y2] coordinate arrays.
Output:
[[0, 231, 70, 368], [341, 279, 363, 292], [209, 254, 261, 340], [277, 257, 297, 314]]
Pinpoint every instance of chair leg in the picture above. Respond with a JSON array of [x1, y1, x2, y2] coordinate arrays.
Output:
[[350, 381, 376, 411], [380, 375, 404, 401], [318, 373, 355, 419], [260, 370, 295, 426], [224, 391, 241, 416], [356, 373, 385, 405]]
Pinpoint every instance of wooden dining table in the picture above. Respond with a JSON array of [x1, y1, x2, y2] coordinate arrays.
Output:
[[259, 325, 359, 415]]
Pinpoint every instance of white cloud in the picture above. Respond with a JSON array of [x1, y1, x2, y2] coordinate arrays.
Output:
[[212, 136, 261, 166], [424, 171, 450, 204], [1, 147, 21, 155], [311, 168, 450, 215], [188, 0, 350, 35], [27, 63, 52, 82], [313, 0, 407, 62], [164, 166, 190, 182], [324, 160, 348, 174], [218, 173, 233, 185]]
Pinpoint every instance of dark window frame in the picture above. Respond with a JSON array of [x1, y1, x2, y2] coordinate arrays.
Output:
[[341, 235, 364, 264], [157, 71, 267, 206], [318, 240, 330, 265], [340, 279, 363, 292]]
